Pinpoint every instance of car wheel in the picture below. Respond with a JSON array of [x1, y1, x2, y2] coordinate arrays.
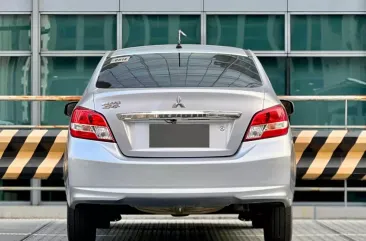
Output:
[[251, 216, 264, 229], [263, 205, 292, 241], [67, 205, 96, 241]]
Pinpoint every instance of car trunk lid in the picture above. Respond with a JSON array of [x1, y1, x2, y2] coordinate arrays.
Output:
[[93, 88, 264, 158]]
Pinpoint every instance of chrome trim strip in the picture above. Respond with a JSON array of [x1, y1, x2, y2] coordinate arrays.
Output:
[[116, 111, 242, 121]]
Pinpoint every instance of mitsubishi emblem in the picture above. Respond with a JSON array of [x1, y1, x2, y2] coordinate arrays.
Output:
[[172, 96, 185, 108]]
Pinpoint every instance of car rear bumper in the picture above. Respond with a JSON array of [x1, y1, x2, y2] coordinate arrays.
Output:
[[65, 133, 296, 209], [67, 185, 293, 210]]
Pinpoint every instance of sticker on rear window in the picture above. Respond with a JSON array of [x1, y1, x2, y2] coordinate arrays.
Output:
[[110, 56, 130, 64]]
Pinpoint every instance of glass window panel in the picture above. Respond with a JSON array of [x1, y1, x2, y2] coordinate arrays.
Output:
[[0, 15, 31, 51], [258, 57, 286, 95], [122, 15, 201, 48], [0, 57, 31, 125], [207, 15, 285, 51], [290, 57, 366, 126], [41, 57, 101, 125], [40, 15, 117, 51], [347, 101, 366, 126], [291, 15, 366, 51], [97, 53, 262, 88], [0, 180, 30, 201], [291, 100, 345, 126]]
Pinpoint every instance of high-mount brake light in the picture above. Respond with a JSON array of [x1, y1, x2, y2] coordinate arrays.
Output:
[[70, 106, 115, 142], [244, 104, 289, 141]]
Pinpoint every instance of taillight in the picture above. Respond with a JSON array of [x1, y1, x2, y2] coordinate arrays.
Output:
[[244, 104, 289, 141], [70, 106, 115, 142]]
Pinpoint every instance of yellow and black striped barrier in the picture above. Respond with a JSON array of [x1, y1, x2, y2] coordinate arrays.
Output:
[[0, 129, 67, 180], [0, 129, 365, 181], [293, 130, 366, 181]]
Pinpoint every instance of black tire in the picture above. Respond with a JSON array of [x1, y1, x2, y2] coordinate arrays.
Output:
[[96, 218, 111, 229], [263, 205, 292, 241], [67, 205, 96, 241], [251, 216, 264, 229]]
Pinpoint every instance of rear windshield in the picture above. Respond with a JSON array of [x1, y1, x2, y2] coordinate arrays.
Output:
[[96, 52, 262, 89]]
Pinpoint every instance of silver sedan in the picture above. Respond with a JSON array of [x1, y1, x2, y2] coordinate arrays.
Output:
[[63, 44, 296, 241]]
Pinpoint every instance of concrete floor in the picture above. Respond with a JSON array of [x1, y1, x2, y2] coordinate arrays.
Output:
[[0, 215, 365, 241]]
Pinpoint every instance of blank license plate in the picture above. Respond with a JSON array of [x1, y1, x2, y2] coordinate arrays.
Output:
[[149, 124, 209, 148]]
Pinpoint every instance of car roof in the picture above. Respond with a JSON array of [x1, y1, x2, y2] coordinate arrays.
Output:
[[110, 44, 249, 58]]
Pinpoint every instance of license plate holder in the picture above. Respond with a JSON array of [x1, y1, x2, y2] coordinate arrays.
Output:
[[149, 124, 209, 148]]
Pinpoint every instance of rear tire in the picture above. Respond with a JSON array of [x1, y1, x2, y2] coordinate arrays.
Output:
[[67, 205, 96, 241], [96, 218, 111, 229], [263, 205, 292, 241]]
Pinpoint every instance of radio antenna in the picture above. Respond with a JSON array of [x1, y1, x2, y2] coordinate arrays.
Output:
[[176, 29, 187, 49]]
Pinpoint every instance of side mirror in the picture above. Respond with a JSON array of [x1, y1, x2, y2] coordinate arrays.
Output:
[[280, 100, 294, 116], [64, 102, 78, 117]]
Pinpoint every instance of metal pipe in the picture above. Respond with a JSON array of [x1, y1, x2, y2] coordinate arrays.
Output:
[[31, 179, 41, 206], [0, 187, 65, 191], [0, 125, 68, 129], [31, 0, 41, 207], [279, 96, 366, 101], [295, 187, 366, 192], [0, 95, 365, 129], [345, 99, 348, 129], [1, 125, 366, 130], [344, 180, 348, 208], [0, 96, 81, 101], [292, 125, 366, 129], [3, 124, 365, 129], [0, 95, 366, 101]]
